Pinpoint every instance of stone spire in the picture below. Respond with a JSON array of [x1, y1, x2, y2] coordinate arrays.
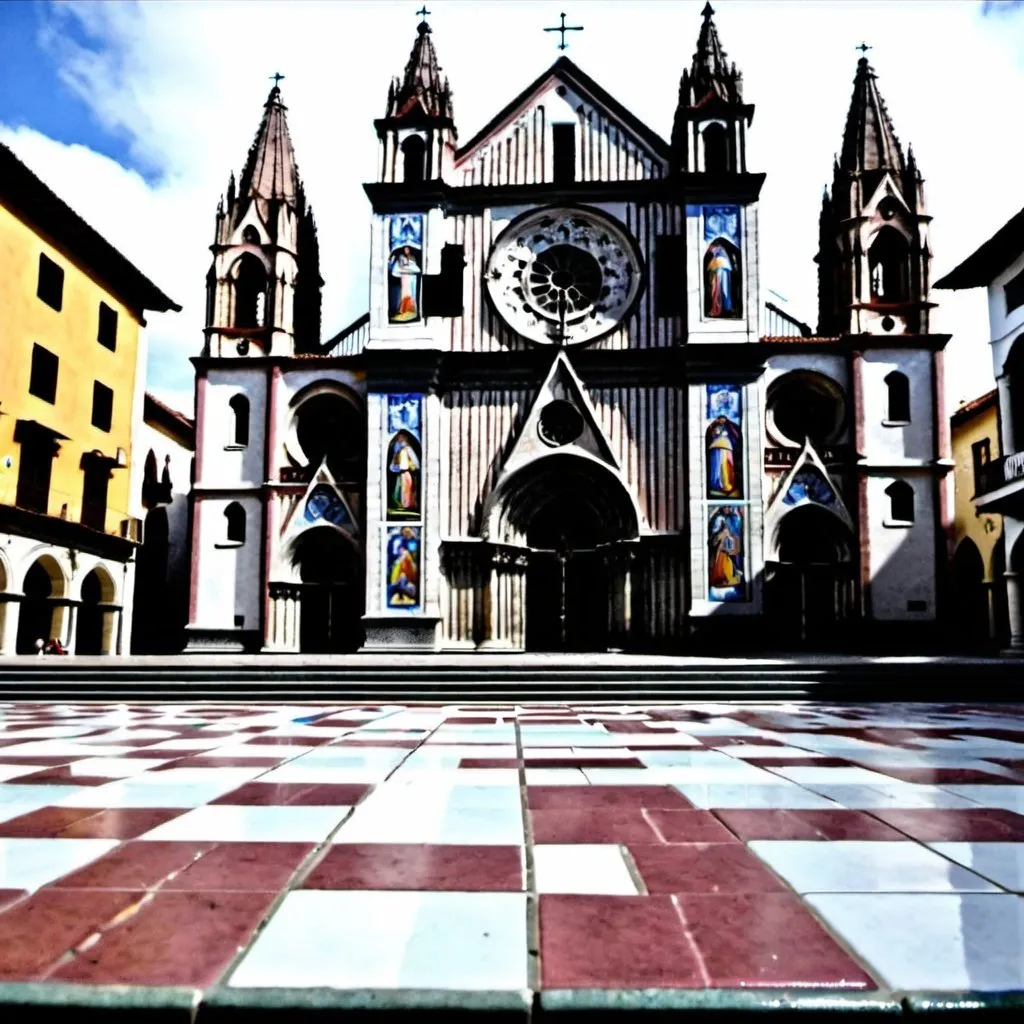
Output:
[[839, 57, 904, 174], [678, 3, 743, 109], [385, 19, 455, 125], [239, 84, 301, 204]]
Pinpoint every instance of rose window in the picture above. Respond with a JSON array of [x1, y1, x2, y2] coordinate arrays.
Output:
[[526, 245, 603, 320]]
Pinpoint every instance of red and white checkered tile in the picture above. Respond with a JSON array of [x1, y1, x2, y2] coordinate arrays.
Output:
[[0, 700, 1021, 991]]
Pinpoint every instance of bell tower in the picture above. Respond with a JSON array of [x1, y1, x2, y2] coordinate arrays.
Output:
[[205, 80, 322, 358], [671, 3, 755, 175], [816, 54, 932, 337]]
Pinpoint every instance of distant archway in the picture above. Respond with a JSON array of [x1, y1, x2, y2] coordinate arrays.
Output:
[[952, 538, 989, 650], [869, 227, 910, 303], [76, 566, 117, 655], [16, 555, 67, 654], [291, 527, 363, 653]]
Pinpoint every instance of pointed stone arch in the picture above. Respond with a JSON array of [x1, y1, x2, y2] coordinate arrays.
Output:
[[76, 564, 119, 656]]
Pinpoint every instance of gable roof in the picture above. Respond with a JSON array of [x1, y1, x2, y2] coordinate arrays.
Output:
[[455, 56, 670, 165], [0, 143, 180, 316], [934, 206, 1024, 291]]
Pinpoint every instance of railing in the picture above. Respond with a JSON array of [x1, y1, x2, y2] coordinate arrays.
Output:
[[976, 452, 1024, 496]]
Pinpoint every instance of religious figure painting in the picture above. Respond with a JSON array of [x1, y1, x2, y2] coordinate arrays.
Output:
[[708, 505, 745, 601], [303, 484, 355, 530], [388, 215, 423, 323], [703, 206, 740, 248], [386, 394, 423, 520], [702, 205, 742, 319], [783, 466, 836, 507], [386, 525, 421, 609], [706, 384, 743, 499]]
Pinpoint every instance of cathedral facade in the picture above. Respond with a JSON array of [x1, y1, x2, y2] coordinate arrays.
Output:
[[185, 6, 950, 654]]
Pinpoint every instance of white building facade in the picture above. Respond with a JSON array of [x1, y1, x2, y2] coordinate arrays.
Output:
[[185, 8, 951, 654]]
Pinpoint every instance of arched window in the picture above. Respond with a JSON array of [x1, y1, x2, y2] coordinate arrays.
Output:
[[233, 255, 267, 328], [229, 393, 250, 446], [1005, 334, 1024, 453], [242, 225, 260, 245], [702, 123, 728, 174], [402, 135, 427, 184], [224, 502, 246, 544], [869, 228, 910, 303], [885, 371, 910, 422], [885, 480, 914, 524]]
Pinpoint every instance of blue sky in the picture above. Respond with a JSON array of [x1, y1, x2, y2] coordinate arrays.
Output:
[[2, 1, 1024, 416]]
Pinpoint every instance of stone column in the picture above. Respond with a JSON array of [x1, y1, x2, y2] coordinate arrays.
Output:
[[998, 375, 1016, 456], [1004, 570, 1024, 651], [0, 599, 20, 655]]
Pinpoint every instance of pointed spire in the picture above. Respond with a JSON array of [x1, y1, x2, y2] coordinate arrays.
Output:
[[685, 3, 742, 106], [238, 83, 301, 204], [386, 18, 454, 123], [839, 57, 904, 173]]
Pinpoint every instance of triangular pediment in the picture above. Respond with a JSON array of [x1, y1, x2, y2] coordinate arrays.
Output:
[[280, 459, 360, 549], [497, 351, 619, 481], [455, 56, 669, 173], [765, 439, 854, 559]]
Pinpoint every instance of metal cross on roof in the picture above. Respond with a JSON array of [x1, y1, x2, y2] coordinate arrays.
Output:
[[416, 5, 431, 18], [544, 12, 583, 50], [856, 42, 872, 55], [269, 72, 285, 87]]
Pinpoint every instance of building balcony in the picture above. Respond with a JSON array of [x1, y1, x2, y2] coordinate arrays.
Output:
[[975, 451, 1024, 513]]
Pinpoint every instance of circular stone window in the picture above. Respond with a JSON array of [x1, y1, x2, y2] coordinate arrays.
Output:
[[766, 371, 846, 448], [538, 401, 585, 447], [486, 207, 643, 346]]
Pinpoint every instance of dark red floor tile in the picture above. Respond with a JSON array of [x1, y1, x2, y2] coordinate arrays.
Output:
[[210, 781, 316, 806], [120, 748, 192, 759], [0, 888, 142, 980], [0, 890, 26, 912], [288, 783, 372, 805], [644, 810, 741, 843], [871, 808, 1024, 841], [987, 759, 1024, 771], [168, 842, 313, 891], [526, 757, 646, 769], [527, 785, 694, 810], [5, 768, 115, 786], [0, 755, 76, 766], [49, 841, 214, 889], [305, 843, 524, 891], [866, 767, 1024, 785], [50, 890, 276, 987], [744, 757, 853, 769], [0, 807, 99, 838], [531, 808, 661, 844], [153, 755, 285, 771], [539, 894, 702, 988], [678, 893, 876, 988], [338, 739, 420, 748], [599, 721, 655, 734], [713, 809, 906, 841], [57, 808, 186, 840], [445, 717, 501, 724], [629, 843, 788, 895], [459, 758, 519, 769]]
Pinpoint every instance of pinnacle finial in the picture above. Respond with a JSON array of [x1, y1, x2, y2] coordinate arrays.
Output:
[[702, 2, 715, 18]]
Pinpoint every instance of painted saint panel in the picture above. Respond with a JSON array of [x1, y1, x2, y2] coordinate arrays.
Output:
[[388, 215, 423, 324], [386, 525, 421, 609], [703, 206, 742, 319], [783, 466, 836, 507], [708, 504, 745, 602], [303, 484, 355, 531], [706, 384, 743, 499], [386, 394, 423, 520]]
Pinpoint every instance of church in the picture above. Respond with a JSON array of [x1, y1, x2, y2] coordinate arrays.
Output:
[[184, 4, 950, 655]]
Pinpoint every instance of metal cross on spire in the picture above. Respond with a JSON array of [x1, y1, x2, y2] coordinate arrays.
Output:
[[544, 12, 583, 50], [269, 72, 285, 87], [856, 42, 872, 55], [416, 5, 431, 17]]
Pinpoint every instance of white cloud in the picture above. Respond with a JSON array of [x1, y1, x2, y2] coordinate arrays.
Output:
[[4, 0, 1023, 417]]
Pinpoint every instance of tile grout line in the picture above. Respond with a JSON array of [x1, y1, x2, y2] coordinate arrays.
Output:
[[513, 709, 541, 996]]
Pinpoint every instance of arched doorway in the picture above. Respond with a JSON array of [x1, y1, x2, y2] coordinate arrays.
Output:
[[16, 556, 66, 654], [132, 506, 170, 653], [767, 505, 854, 648], [292, 528, 363, 653], [494, 455, 638, 652], [952, 539, 989, 650], [76, 568, 117, 655], [293, 391, 365, 486]]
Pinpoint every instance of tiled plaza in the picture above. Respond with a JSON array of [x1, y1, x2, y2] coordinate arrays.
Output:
[[0, 699, 1022, 1007]]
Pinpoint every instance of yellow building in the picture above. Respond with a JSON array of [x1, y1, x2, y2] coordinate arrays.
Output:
[[950, 389, 1008, 648], [0, 143, 178, 655]]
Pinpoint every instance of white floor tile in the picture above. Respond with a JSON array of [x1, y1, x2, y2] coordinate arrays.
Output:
[[56, 778, 245, 808], [0, 783, 92, 807], [671, 783, 839, 809], [807, 893, 1024, 991], [258, 765, 393, 784], [533, 844, 639, 894], [802, 783, 979, 809], [333, 803, 524, 845], [228, 890, 528, 990], [524, 768, 588, 785], [928, 842, 1024, 892], [0, 838, 120, 891], [939, 786, 1024, 812], [772, 766, 906, 786], [749, 840, 1001, 893]]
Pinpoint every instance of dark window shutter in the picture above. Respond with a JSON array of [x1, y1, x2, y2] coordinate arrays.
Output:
[[422, 244, 465, 318], [654, 235, 686, 317]]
